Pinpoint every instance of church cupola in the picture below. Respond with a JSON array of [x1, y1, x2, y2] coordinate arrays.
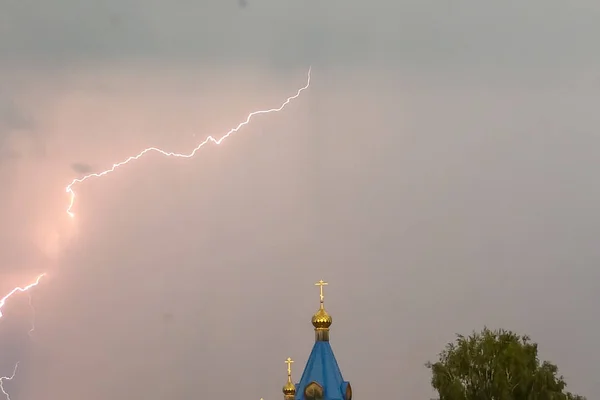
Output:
[[311, 280, 332, 342], [283, 357, 296, 400], [293, 280, 352, 400]]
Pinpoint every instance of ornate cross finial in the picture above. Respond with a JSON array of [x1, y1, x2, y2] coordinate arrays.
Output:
[[315, 280, 328, 304], [285, 357, 294, 377]]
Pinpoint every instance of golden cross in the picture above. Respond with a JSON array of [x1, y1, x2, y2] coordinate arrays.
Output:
[[285, 357, 294, 376], [315, 280, 328, 304]]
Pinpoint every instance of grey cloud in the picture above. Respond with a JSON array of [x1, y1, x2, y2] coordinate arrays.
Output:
[[0, 1, 599, 400], [1, 0, 600, 69]]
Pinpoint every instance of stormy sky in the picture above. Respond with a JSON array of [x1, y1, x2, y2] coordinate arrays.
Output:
[[1, 0, 599, 398]]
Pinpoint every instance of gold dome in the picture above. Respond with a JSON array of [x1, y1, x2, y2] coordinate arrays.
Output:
[[283, 357, 296, 398], [283, 380, 296, 396], [312, 305, 332, 329]]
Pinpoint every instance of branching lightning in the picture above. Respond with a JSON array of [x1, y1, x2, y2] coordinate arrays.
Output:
[[0, 67, 311, 399], [0, 274, 45, 320], [0, 363, 18, 400]]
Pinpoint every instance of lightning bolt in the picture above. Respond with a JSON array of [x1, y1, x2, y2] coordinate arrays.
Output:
[[0, 67, 311, 399], [0, 274, 45, 320], [66, 67, 311, 217], [0, 363, 18, 400], [0, 275, 43, 400]]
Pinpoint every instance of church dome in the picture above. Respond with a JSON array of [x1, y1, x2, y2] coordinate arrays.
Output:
[[283, 357, 296, 399], [312, 306, 332, 329], [282, 380, 296, 396]]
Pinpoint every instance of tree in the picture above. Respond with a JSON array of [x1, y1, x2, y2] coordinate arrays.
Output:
[[426, 327, 586, 400]]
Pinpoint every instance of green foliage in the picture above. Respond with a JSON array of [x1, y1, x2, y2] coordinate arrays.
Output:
[[426, 327, 586, 400]]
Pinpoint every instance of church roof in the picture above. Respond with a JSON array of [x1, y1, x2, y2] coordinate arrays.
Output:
[[295, 340, 346, 400], [289, 280, 350, 400]]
